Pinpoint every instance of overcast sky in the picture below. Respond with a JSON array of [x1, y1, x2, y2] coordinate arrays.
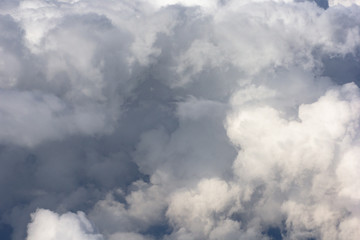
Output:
[[0, 0, 360, 240]]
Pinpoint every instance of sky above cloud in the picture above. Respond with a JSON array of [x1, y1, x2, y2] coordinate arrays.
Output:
[[0, 0, 360, 240]]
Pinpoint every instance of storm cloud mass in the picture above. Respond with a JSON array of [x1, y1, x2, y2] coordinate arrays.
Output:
[[0, 0, 360, 239]]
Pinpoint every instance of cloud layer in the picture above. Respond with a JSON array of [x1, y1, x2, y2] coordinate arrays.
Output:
[[0, 0, 359, 240]]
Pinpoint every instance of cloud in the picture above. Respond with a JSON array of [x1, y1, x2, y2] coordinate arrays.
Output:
[[26, 209, 103, 240], [166, 178, 242, 239], [227, 82, 360, 239], [0, 0, 359, 240], [0, 90, 109, 147], [329, 0, 360, 7]]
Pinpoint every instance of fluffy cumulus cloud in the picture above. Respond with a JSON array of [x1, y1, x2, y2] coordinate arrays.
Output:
[[26, 209, 103, 240], [0, 0, 360, 240]]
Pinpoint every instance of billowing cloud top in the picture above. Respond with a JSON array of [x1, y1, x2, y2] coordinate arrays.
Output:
[[0, 0, 360, 240]]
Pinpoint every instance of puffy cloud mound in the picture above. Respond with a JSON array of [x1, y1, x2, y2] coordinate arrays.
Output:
[[0, 0, 359, 240], [227, 82, 360, 239], [26, 209, 103, 240]]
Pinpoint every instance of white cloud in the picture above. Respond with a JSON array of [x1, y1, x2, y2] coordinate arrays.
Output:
[[226, 82, 360, 238], [339, 217, 360, 240], [167, 178, 241, 238], [26, 209, 103, 240], [329, 0, 360, 7]]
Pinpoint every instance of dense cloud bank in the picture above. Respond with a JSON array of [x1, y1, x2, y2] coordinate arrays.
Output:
[[0, 0, 360, 239]]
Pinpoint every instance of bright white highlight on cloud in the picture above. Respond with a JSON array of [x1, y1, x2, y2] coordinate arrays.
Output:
[[227, 83, 360, 239], [0, 0, 359, 240], [26, 209, 103, 240]]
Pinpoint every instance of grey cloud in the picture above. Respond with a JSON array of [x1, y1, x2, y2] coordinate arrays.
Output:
[[0, 0, 360, 240]]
